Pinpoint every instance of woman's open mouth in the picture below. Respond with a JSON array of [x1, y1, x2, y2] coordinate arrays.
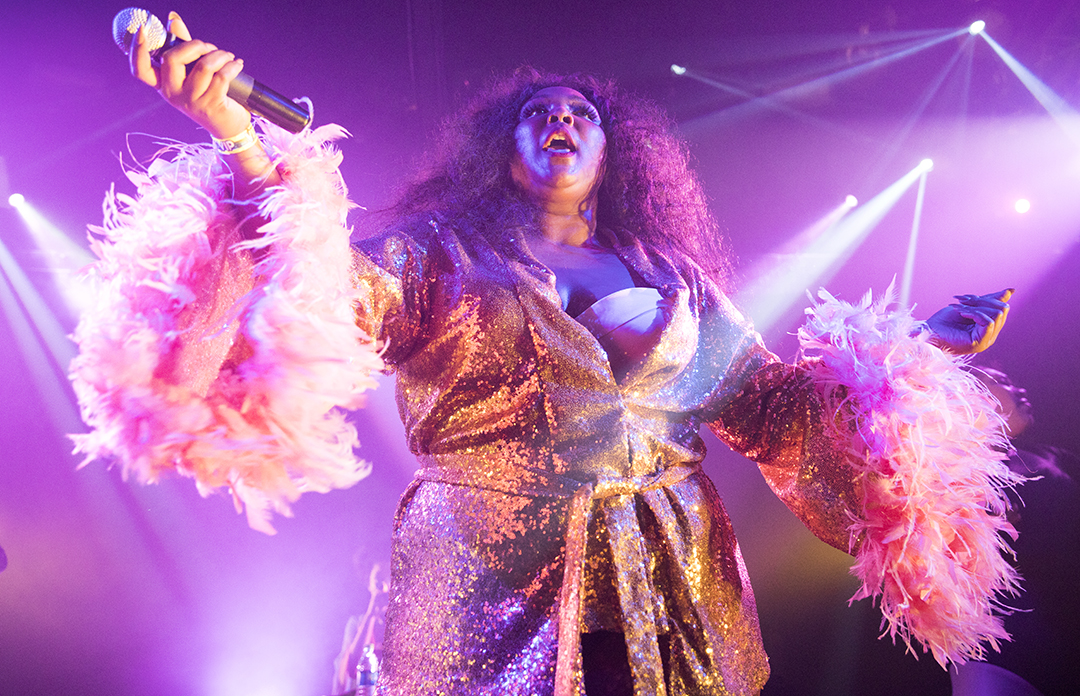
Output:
[[542, 131, 577, 154]]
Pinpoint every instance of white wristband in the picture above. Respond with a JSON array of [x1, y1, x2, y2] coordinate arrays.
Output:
[[212, 123, 259, 156]]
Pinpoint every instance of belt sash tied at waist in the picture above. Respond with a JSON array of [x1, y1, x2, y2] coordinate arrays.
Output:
[[413, 458, 703, 696]]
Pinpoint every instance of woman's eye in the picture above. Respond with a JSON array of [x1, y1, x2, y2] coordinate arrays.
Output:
[[521, 104, 548, 119], [573, 105, 602, 124]]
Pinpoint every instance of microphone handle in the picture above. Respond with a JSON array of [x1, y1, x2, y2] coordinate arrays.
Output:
[[227, 73, 310, 134], [156, 33, 310, 134]]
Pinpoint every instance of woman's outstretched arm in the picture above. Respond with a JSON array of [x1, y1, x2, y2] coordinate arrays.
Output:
[[72, 13, 383, 533]]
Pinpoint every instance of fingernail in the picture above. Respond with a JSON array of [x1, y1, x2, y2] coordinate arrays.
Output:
[[168, 11, 179, 20]]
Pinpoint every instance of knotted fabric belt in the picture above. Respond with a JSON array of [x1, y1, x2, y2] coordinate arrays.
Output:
[[414, 457, 701, 696]]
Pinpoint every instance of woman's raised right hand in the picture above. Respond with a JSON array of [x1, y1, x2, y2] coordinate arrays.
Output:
[[130, 12, 251, 140], [130, 11, 281, 198]]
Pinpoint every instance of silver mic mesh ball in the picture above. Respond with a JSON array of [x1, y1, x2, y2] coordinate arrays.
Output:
[[112, 8, 167, 55]]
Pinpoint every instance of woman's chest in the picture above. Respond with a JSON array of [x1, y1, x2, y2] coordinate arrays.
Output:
[[527, 239, 638, 317]]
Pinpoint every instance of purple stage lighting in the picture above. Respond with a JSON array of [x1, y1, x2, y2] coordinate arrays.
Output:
[[8, 193, 25, 208], [1015, 199, 1031, 214], [969, 20, 986, 35]]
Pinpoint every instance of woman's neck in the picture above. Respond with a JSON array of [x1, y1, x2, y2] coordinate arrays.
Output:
[[535, 199, 597, 247]]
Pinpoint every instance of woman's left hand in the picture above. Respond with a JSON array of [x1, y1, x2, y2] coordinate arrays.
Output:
[[924, 289, 1013, 354]]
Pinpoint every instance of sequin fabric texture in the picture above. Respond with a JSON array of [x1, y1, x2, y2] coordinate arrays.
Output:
[[353, 221, 861, 696]]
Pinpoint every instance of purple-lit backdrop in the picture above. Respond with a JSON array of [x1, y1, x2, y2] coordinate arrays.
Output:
[[2, 1, 1078, 695]]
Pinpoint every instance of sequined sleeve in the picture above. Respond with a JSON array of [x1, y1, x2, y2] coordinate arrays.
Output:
[[708, 351, 860, 552], [351, 221, 441, 366], [708, 286, 1021, 666]]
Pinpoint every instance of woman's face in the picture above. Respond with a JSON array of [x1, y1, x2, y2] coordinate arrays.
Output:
[[511, 86, 607, 205]]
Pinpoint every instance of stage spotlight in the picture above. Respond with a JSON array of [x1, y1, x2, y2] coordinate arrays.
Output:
[[1014, 198, 1031, 214], [670, 64, 687, 76], [918, 158, 934, 172], [844, 194, 858, 208], [981, 33, 1080, 147], [969, 20, 986, 36], [6, 193, 94, 314], [737, 164, 925, 333]]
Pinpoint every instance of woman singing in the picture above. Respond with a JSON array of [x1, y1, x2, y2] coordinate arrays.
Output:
[[71, 13, 1019, 695]]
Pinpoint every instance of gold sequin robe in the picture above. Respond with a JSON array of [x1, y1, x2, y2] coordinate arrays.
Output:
[[69, 126, 1019, 696], [355, 219, 857, 695]]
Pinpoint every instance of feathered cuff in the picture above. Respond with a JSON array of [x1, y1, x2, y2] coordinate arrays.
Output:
[[799, 287, 1021, 667], [69, 123, 383, 534]]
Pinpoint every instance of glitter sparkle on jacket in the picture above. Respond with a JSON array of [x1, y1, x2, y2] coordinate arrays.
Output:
[[70, 125, 1021, 696]]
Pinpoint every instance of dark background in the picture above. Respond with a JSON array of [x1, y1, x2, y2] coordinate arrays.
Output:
[[1, 1, 1078, 694]]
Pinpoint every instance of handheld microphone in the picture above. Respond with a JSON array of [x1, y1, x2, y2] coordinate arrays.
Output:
[[112, 8, 311, 134]]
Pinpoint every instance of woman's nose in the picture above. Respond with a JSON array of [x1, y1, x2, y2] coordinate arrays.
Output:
[[546, 110, 573, 125]]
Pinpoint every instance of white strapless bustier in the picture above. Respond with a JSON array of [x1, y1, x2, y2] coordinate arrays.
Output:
[[574, 287, 670, 378]]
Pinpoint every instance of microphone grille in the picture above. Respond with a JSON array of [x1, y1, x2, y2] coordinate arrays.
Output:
[[112, 7, 166, 55]]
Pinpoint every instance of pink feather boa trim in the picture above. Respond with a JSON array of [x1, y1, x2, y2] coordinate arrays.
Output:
[[69, 124, 383, 534], [800, 287, 1021, 667]]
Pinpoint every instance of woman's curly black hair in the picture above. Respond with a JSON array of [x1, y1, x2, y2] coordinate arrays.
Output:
[[379, 66, 731, 284]]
